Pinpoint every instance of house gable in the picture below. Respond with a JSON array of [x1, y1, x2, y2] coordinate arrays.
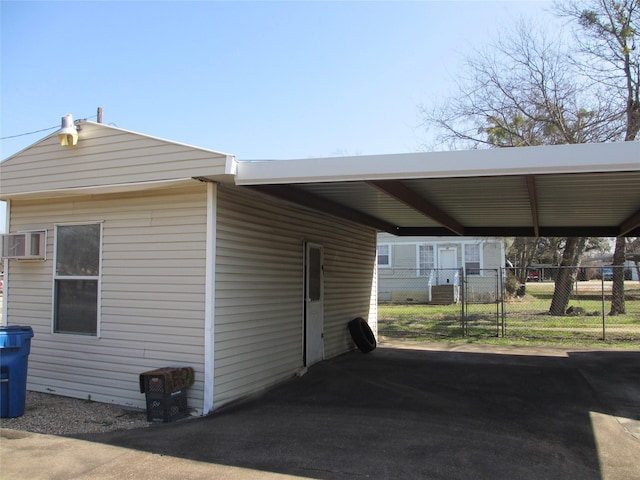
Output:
[[0, 121, 234, 199]]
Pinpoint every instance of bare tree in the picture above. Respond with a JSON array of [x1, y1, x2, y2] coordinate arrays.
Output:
[[421, 20, 623, 149], [421, 19, 619, 314], [506, 237, 541, 283], [423, 4, 639, 315], [557, 0, 640, 140], [555, 0, 640, 314], [548, 237, 588, 313]]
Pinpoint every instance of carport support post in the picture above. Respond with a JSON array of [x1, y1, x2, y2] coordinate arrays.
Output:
[[601, 275, 606, 341], [499, 269, 505, 337], [460, 268, 467, 335], [494, 269, 501, 338]]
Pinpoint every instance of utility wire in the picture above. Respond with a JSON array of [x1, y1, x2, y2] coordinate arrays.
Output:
[[1, 125, 59, 140], [0, 114, 99, 141]]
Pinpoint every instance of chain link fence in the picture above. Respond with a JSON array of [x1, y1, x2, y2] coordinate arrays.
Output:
[[378, 265, 640, 345]]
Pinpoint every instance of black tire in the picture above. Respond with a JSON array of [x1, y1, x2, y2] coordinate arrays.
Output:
[[348, 317, 376, 353]]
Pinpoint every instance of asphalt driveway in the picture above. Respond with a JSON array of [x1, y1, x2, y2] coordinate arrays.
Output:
[[83, 343, 640, 479], [3, 342, 640, 479]]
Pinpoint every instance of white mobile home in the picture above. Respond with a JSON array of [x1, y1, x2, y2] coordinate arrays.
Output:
[[1, 118, 639, 414], [377, 234, 505, 304]]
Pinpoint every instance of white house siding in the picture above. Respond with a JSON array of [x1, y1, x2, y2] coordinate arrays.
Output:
[[378, 241, 429, 303], [0, 122, 230, 197], [465, 242, 505, 302], [481, 242, 503, 270], [4, 185, 208, 411], [213, 185, 377, 408], [377, 234, 504, 303]]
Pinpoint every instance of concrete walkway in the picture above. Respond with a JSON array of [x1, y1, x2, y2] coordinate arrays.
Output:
[[2, 342, 639, 479]]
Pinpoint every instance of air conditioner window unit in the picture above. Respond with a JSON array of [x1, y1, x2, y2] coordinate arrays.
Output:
[[1, 231, 47, 260]]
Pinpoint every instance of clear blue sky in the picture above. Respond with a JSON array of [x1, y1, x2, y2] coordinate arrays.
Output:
[[0, 0, 558, 232]]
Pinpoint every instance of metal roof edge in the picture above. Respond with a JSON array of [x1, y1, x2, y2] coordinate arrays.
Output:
[[75, 120, 235, 158], [235, 142, 640, 185]]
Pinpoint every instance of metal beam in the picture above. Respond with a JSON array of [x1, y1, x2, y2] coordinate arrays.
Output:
[[396, 226, 628, 237], [367, 180, 465, 236], [619, 208, 640, 237], [247, 184, 399, 235]]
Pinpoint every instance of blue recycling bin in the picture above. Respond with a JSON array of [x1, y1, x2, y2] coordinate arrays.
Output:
[[0, 326, 34, 418]]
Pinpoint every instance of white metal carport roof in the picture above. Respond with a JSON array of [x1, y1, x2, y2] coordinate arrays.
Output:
[[234, 142, 640, 237]]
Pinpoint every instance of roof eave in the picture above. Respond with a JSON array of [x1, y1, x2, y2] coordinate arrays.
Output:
[[235, 142, 640, 185]]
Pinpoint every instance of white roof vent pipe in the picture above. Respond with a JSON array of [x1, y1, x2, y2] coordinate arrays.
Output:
[[58, 114, 79, 147]]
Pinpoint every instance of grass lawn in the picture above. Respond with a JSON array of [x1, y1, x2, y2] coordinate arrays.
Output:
[[378, 280, 640, 348]]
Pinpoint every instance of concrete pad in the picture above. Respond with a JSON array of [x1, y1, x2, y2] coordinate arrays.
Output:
[[0, 429, 301, 480], [2, 344, 639, 479]]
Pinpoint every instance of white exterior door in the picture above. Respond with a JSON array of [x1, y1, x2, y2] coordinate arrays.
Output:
[[305, 242, 324, 366], [439, 248, 457, 284]]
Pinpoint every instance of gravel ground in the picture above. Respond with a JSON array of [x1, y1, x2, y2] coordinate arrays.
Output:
[[0, 391, 150, 436]]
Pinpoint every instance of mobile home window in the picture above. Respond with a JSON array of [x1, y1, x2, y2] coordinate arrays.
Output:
[[464, 244, 481, 275], [377, 245, 391, 267], [53, 224, 101, 335], [418, 244, 434, 276]]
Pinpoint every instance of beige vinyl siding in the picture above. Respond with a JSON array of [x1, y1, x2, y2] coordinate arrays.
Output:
[[0, 122, 229, 197], [214, 185, 376, 408], [4, 185, 208, 411]]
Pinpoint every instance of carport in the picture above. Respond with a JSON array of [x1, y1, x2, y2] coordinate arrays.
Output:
[[233, 140, 639, 345], [236, 141, 640, 238]]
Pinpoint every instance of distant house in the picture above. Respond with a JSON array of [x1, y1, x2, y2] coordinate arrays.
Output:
[[377, 233, 505, 304]]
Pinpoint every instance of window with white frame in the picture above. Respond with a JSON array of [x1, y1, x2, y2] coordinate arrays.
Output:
[[377, 244, 391, 267], [464, 244, 481, 275], [418, 244, 434, 276], [53, 223, 101, 335]]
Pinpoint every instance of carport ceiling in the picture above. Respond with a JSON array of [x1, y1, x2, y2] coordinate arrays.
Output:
[[235, 142, 640, 237]]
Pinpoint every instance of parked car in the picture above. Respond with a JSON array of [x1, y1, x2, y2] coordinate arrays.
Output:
[[526, 269, 540, 282]]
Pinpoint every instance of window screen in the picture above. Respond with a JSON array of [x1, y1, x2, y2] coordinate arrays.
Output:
[[419, 245, 434, 276], [377, 245, 390, 267], [54, 224, 101, 335], [465, 244, 481, 275]]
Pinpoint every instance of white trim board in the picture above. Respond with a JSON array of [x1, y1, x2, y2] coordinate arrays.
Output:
[[235, 142, 640, 185]]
